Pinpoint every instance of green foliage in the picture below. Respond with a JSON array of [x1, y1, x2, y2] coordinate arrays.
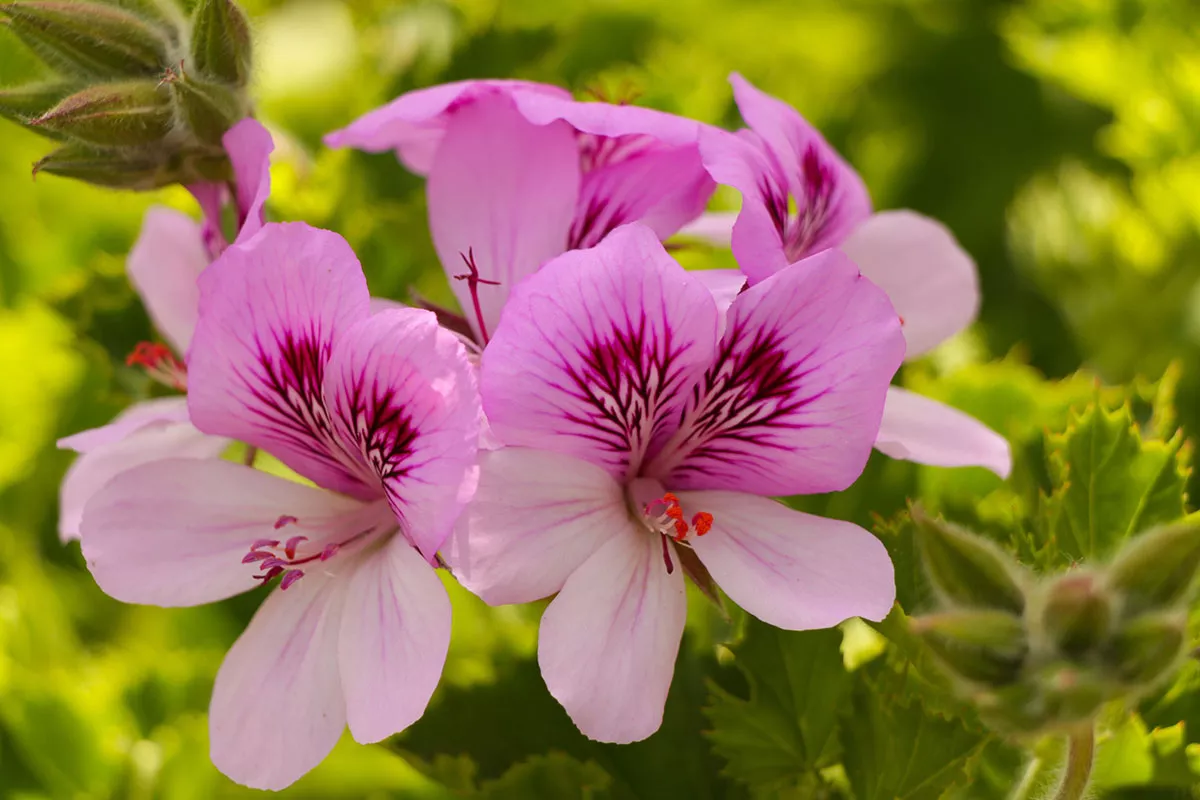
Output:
[[704, 619, 849, 790]]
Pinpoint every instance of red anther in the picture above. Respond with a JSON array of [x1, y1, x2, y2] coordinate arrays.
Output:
[[691, 512, 714, 536], [673, 519, 688, 540], [273, 515, 298, 530], [261, 557, 288, 571], [898, 315, 906, 327], [280, 570, 305, 591], [255, 565, 284, 583], [284, 535, 308, 559], [250, 538, 280, 551], [125, 341, 187, 390], [242, 550, 273, 564], [320, 543, 340, 561]]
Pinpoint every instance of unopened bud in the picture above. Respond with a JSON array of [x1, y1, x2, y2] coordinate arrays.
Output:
[[1108, 517, 1200, 615], [0, 2, 168, 77], [912, 505, 1026, 613], [31, 81, 173, 147], [190, 0, 252, 86], [1038, 663, 1112, 727], [0, 80, 78, 137], [1106, 612, 1186, 685], [163, 68, 244, 145], [33, 143, 169, 189], [913, 610, 1026, 686], [1039, 571, 1113, 657]]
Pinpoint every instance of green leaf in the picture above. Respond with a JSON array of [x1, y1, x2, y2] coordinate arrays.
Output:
[[1041, 401, 1190, 563], [840, 665, 987, 800], [480, 753, 616, 800], [704, 618, 849, 790]]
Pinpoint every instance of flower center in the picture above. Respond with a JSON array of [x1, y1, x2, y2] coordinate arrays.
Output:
[[126, 341, 187, 391], [628, 478, 714, 575], [240, 512, 387, 590]]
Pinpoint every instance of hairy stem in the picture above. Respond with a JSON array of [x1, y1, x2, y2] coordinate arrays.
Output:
[[1053, 725, 1095, 800]]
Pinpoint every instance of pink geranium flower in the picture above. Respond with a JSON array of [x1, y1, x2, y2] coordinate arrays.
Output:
[[57, 118, 274, 541], [80, 223, 481, 789], [326, 80, 717, 345], [690, 74, 1011, 477], [447, 223, 904, 743]]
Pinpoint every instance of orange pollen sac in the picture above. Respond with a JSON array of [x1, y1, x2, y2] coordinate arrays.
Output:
[[645, 493, 714, 543], [126, 341, 187, 391]]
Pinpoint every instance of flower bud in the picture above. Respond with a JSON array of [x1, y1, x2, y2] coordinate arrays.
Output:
[[190, 0, 252, 87], [163, 68, 244, 145], [0, 1, 168, 77], [1039, 571, 1113, 657], [912, 610, 1027, 686], [0, 80, 78, 136], [912, 505, 1027, 613], [1106, 612, 1186, 685], [33, 143, 169, 189], [30, 80, 173, 147], [1107, 517, 1200, 615]]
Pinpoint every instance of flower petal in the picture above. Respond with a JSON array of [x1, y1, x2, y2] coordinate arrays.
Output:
[[80, 458, 367, 607], [647, 248, 905, 496], [512, 94, 706, 146], [209, 568, 347, 790], [840, 210, 980, 358], [60, 414, 227, 542], [323, 307, 481, 561], [426, 91, 580, 343], [188, 222, 374, 498], [569, 143, 714, 250], [324, 80, 571, 174], [676, 210, 736, 247], [481, 223, 718, 481], [58, 396, 190, 453], [338, 536, 450, 744], [445, 447, 622, 605], [875, 386, 1012, 478], [538, 523, 686, 743], [225, 118, 275, 243], [126, 208, 208, 354], [683, 490, 894, 628], [687, 268, 746, 332]]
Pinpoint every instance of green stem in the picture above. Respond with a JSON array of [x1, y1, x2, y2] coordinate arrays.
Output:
[[1007, 755, 1044, 800], [1053, 726, 1095, 800]]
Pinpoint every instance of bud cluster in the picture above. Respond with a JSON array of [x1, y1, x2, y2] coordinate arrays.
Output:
[[0, 0, 253, 189], [910, 506, 1200, 736]]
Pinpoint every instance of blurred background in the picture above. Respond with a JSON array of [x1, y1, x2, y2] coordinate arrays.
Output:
[[2, 0, 1199, 797]]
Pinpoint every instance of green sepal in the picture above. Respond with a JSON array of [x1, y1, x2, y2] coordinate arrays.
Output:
[[1038, 571, 1114, 657], [0, 80, 79, 138], [1107, 515, 1200, 615], [30, 80, 173, 147], [912, 505, 1027, 613], [163, 68, 243, 145], [190, 0, 251, 86], [1106, 612, 1187, 686], [914, 610, 1026, 687], [0, 1, 169, 77], [32, 142, 169, 189]]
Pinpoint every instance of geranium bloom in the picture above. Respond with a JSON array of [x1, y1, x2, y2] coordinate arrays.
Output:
[[692, 75, 1011, 477], [447, 224, 904, 742], [80, 223, 481, 789], [326, 80, 716, 345], [57, 118, 273, 541]]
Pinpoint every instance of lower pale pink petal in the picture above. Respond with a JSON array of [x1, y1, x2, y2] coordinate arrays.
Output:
[[647, 249, 905, 496], [445, 447, 622, 605], [481, 224, 718, 480], [187, 222, 375, 499], [59, 416, 227, 542], [58, 396, 191, 453], [875, 386, 1012, 477], [126, 207, 208, 354], [426, 92, 580, 343], [209, 569, 348, 790], [225, 118, 275, 243], [338, 536, 450, 743], [684, 489, 894, 629], [323, 308, 480, 562], [537, 524, 686, 744], [840, 211, 979, 358], [81, 458, 367, 607], [323, 80, 571, 174]]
